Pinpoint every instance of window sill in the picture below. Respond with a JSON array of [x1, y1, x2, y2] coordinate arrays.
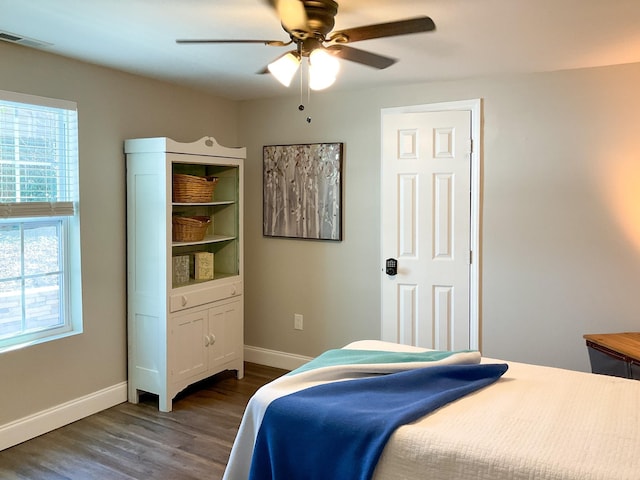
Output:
[[0, 329, 83, 355]]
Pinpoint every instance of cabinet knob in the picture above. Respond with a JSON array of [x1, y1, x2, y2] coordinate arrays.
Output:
[[231, 286, 237, 296], [181, 295, 188, 306], [210, 334, 216, 344], [204, 335, 210, 347]]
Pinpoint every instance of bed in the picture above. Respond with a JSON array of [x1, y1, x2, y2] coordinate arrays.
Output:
[[224, 340, 640, 480]]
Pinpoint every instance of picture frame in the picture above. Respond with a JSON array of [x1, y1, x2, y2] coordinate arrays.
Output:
[[263, 142, 343, 241]]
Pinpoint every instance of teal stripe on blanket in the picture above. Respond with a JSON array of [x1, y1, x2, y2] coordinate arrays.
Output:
[[289, 348, 476, 375]]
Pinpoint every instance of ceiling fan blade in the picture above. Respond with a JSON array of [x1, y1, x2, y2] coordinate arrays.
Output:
[[265, 0, 308, 32], [327, 45, 396, 70], [327, 16, 435, 44], [176, 39, 289, 47]]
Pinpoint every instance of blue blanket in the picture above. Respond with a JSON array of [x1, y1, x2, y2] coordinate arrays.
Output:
[[248, 362, 508, 480], [223, 348, 483, 480]]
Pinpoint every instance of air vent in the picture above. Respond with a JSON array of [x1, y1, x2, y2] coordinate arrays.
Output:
[[0, 30, 52, 48]]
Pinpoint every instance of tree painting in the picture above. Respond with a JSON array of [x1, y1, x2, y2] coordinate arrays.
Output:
[[263, 143, 342, 241]]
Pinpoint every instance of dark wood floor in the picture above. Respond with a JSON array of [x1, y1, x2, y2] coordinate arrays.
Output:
[[0, 363, 288, 480]]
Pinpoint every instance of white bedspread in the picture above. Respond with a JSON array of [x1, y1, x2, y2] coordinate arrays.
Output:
[[351, 340, 640, 480]]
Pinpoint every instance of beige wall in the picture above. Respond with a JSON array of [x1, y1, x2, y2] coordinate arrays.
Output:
[[2, 38, 640, 427], [239, 62, 640, 372], [0, 42, 239, 424]]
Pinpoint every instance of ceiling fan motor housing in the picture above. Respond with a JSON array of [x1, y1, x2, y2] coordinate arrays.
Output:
[[296, 0, 338, 37]]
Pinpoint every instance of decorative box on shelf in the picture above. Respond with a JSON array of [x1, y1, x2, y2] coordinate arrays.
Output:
[[172, 255, 190, 286], [194, 251, 214, 280]]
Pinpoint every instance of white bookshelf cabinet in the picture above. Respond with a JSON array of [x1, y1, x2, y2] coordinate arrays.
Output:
[[125, 136, 245, 412]]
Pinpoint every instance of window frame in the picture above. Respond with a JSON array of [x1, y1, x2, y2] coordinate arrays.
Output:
[[0, 89, 82, 353]]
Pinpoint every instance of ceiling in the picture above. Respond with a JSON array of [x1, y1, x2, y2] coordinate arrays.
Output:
[[2, 0, 640, 101]]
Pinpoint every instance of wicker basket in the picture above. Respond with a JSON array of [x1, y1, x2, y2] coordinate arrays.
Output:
[[172, 216, 211, 242], [172, 174, 219, 203]]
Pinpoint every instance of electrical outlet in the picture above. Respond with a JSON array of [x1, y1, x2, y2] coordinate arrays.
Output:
[[294, 313, 303, 330]]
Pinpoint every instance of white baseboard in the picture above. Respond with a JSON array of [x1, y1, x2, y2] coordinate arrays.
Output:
[[1, 347, 310, 451], [0, 381, 127, 451], [244, 345, 313, 371]]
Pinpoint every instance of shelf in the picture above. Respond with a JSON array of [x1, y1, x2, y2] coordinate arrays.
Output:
[[172, 271, 238, 290], [173, 201, 234, 207], [172, 234, 236, 247]]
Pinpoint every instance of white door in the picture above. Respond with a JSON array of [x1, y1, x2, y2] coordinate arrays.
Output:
[[381, 104, 478, 351]]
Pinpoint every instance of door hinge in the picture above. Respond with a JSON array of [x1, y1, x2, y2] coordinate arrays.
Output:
[[469, 138, 473, 154], [469, 250, 473, 264]]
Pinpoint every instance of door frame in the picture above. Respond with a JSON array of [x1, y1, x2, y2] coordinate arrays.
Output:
[[381, 99, 482, 350]]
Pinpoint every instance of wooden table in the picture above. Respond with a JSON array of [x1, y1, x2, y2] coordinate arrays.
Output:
[[583, 332, 640, 379]]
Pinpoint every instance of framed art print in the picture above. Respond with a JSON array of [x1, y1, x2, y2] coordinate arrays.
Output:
[[263, 142, 343, 241]]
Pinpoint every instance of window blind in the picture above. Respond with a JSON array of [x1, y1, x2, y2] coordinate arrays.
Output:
[[0, 89, 78, 219]]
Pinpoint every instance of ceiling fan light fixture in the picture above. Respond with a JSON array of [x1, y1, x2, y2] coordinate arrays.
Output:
[[308, 48, 340, 90], [309, 48, 340, 76], [268, 51, 301, 87], [309, 64, 337, 90]]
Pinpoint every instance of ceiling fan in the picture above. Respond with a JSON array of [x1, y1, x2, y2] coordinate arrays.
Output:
[[176, 0, 436, 90]]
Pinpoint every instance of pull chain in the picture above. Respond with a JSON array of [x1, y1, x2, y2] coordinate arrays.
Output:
[[298, 60, 304, 110], [297, 59, 312, 124], [306, 67, 312, 123]]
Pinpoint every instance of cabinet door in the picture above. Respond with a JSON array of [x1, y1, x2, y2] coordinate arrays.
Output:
[[208, 300, 242, 370], [169, 309, 208, 384]]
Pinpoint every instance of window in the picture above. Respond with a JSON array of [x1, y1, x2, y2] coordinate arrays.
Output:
[[0, 90, 82, 352]]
